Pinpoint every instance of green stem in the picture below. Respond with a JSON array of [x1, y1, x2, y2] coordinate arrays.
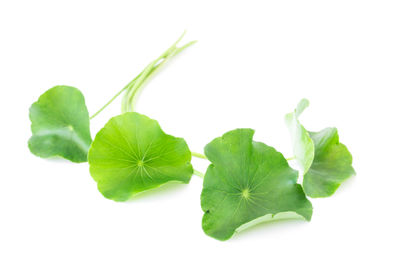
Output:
[[122, 32, 196, 113], [193, 170, 205, 178], [286, 157, 295, 161], [192, 152, 207, 159], [89, 75, 139, 120], [90, 31, 196, 119], [122, 60, 158, 113]]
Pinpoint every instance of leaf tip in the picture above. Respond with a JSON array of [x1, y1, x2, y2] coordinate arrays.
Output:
[[295, 98, 310, 117]]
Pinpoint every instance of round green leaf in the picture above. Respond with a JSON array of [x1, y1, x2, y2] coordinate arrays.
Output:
[[88, 112, 193, 201], [201, 129, 313, 241], [303, 128, 355, 198], [28, 86, 92, 163]]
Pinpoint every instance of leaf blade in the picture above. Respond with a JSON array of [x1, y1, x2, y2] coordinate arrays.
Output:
[[285, 99, 314, 173], [88, 112, 193, 201], [303, 128, 356, 197], [28, 86, 92, 163], [201, 129, 313, 241]]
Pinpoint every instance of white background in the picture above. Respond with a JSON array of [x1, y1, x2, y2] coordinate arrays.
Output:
[[1, 1, 399, 272]]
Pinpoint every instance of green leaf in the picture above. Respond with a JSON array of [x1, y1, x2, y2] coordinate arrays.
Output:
[[303, 128, 356, 197], [88, 112, 193, 201], [285, 98, 314, 173], [28, 86, 92, 163], [285, 99, 356, 198], [201, 129, 313, 241]]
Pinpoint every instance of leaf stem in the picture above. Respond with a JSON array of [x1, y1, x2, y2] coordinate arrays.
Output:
[[192, 152, 207, 159], [122, 31, 197, 113], [90, 31, 196, 119], [89, 75, 139, 120], [193, 170, 205, 178]]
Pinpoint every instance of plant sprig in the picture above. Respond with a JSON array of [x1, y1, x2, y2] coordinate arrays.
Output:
[[91, 31, 196, 119], [28, 33, 355, 241]]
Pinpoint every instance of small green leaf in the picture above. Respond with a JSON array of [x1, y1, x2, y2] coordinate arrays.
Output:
[[88, 112, 193, 201], [303, 128, 356, 197], [286, 99, 355, 197], [201, 129, 313, 241], [285, 99, 314, 173], [28, 86, 92, 163]]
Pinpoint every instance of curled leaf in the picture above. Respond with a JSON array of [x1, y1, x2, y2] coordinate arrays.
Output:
[[28, 86, 92, 163], [88, 112, 193, 201], [285, 98, 314, 173], [286, 99, 355, 198], [201, 129, 313, 241]]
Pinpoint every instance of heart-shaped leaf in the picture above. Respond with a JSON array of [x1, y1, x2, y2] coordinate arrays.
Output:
[[201, 129, 313, 241], [88, 112, 193, 201], [28, 86, 92, 163], [285, 98, 314, 173], [303, 128, 355, 197]]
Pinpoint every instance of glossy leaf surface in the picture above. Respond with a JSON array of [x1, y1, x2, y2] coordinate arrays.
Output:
[[88, 112, 193, 201], [28, 86, 92, 163], [201, 129, 313, 241], [303, 128, 355, 197]]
